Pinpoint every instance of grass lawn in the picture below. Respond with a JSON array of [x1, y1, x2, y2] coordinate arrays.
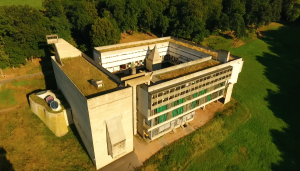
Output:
[[0, 58, 52, 80], [140, 22, 300, 170], [0, 0, 43, 9], [0, 75, 95, 170]]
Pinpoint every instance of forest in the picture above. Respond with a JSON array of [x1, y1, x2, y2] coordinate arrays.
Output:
[[0, 0, 299, 68]]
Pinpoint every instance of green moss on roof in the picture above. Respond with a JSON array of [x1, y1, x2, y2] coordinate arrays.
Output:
[[29, 94, 64, 113], [156, 60, 220, 80], [60, 57, 118, 96]]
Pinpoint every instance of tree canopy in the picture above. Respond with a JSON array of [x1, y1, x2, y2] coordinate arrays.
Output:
[[90, 17, 120, 47], [0, 0, 299, 69]]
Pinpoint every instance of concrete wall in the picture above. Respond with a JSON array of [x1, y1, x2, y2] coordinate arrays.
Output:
[[99, 42, 169, 69], [54, 39, 81, 59], [137, 84, 149, 117], [87, 87, 133, 170], [169, 42, 211, 60], [51, 57, 96, 163], [29, 97, 68, 137], [95, 37, 172, 52]]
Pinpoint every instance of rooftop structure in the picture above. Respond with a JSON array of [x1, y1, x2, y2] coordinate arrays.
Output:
[[60, 57, 118, 96], [47, 35, 244, 170]]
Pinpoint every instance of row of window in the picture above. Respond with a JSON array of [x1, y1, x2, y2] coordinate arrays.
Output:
[[102, 55, 147, 64], [150, 113, 194, 138], [150, 90, 224, 127], [150, 83, 225, 116], [151, 80, 226, 108], [151, 67, 232, 101]]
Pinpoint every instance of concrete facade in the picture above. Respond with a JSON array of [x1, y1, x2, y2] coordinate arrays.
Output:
[[47, 36, 243, 170]]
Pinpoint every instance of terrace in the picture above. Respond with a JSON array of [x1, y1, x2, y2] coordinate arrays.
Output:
[[155, 60, 220, 80]]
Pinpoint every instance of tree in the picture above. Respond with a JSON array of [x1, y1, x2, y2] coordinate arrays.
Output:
[[90, 18, 120, 47], [283, 0, 300, 21], [159, 16, 169, 37], [43, 0, 72, 41], [230, 13, 246, 38], [218, 13, 230, 31], [0, 5, 51, 67], [43, 0, 64, 18]]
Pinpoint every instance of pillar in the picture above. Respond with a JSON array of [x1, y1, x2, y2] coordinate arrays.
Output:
[[217, 50, 230, 63], [132, 86, 137, 135], [224, 83, 234, 104]]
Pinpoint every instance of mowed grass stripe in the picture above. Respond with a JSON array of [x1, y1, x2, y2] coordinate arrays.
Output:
[[186, 23, 300, 170]]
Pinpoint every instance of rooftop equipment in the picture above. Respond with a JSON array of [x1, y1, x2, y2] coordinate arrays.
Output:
[[91, 80, 103, 88]]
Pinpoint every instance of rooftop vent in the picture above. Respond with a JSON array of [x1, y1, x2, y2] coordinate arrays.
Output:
[[91, 79, 103, 88]]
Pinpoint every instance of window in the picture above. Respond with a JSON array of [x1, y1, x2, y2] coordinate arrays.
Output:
[[204, 77, 207, 81], [206, 82, 210, 86], [176, 87, 180, 91], [169, 95, 174, 100], [186, 89, 190, 93], [158, 100, 162, 104], [170, 88, 175, 93], [196, 80, 199, 83], [191, 88, 195, 91], [158, 93, 163, 97], [207, 76, 211, 79], [152, 94, 157, 99], [181, 91, 185, 95], [181, 85, 185, 89], [202, 84, 205, 87], [152, 102, 157, 106], [200, 78, 203, 82], [163, 98, 168, 102], [163, 90, 169, 95], [195, 86, 199, 90], [186, 83, 190, 87]]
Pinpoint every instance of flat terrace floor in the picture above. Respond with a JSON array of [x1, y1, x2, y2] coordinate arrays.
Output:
[[114, 62, 174, 79], [155, 60, 220, 80], [60, 57, 118, 96]]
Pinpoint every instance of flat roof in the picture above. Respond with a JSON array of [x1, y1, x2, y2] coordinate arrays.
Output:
[[60, 57, 118, 96], [155, 60, 220, 81]]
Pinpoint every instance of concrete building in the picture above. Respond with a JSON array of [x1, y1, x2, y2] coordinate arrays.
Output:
[[46, 35, 243, 170]]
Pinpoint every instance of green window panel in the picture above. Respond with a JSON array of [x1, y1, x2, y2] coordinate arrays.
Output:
[[173, 109, 178, 117], [208, 94, 211, 101], [204, 89, 207, 93], [194, 93, 197, 98], [163, 114, 167, 121], [192, 101, 196, 108], [157, 108, 160, 113], [159, 115, 163, 123], [149, 120, 152, 127]]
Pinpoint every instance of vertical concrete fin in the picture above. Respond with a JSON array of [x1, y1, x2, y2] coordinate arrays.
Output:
[[217, 50, 230, 63]]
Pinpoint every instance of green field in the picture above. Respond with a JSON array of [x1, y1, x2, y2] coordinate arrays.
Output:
[[141, 23, 300, 170], [0, 0, 43, 9]]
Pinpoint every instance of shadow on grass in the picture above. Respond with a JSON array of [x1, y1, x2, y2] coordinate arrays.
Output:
[[256, 22, 300, 170], [0, 147, 14, 171]]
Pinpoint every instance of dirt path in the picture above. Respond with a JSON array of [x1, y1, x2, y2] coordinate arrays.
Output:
[[0, 70, 53, 85], [0, 106, 21, 114]]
